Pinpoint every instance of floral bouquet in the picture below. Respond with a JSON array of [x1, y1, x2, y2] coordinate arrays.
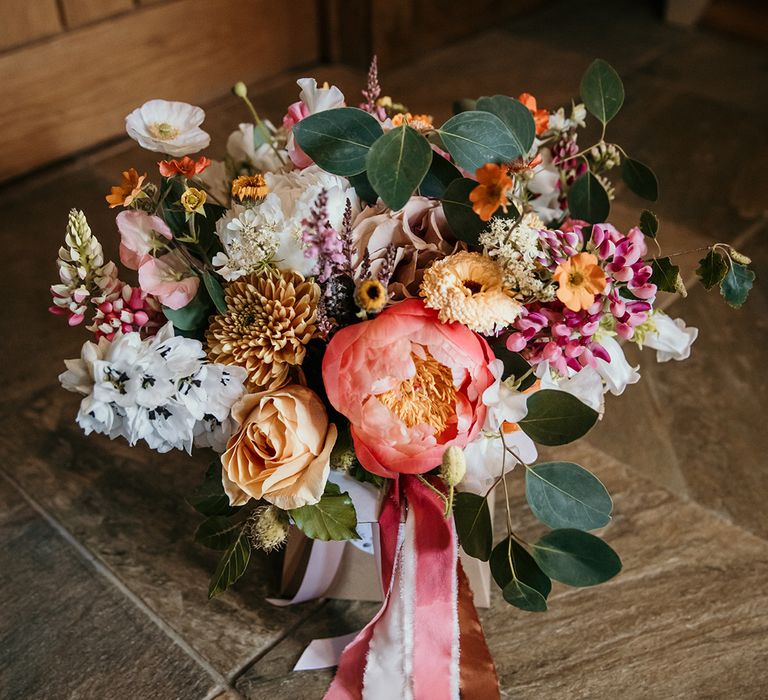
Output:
[[50, 56, 755, 698]]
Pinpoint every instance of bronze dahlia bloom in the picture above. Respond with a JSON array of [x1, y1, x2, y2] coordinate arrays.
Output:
[[206, 270, 319, 391]]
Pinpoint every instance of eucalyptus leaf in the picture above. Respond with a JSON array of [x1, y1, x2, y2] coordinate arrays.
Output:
[[202, 270, 228, 314], [208, 530, 251, 598], [580, 59, 624, 125], [289, 482, 360, 541], [519, 390, 599, 446], [442, 177, 517, 245], [366, 125, 433, 211], [419, 152, 462, 199], [639, 210, 658, 238], [348, 171, 379, 205], [650, 257, 683, 294], [476, 95, 536, 155], [188, 462, 240, 517], [437, 111, 520, 172], [567, 171, 610, 224], [488, 337, 536, 390], [195, 516, 243, 550], [622, 158, 659, 201], [720, 261, 755, 308], [531, 529, 621, 587], [490, 537, 550, 612], [696, 249, 728, 290], [453, 492, 493, 561], [525, 462, 612, 530], [292, 107, 383, 176]]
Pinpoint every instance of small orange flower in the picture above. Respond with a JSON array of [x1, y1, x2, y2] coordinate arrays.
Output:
[[105, 168, 146, 208], [391, 112, 434, 132], [553, 253, 607, 312], [469, 163, 513, 221], [518, 93, 549, 135], [158, 155, 211, 178]]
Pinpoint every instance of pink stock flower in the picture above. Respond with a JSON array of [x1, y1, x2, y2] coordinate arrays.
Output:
[[322, 299, 494, 478], [117, 210, 173, 270], [138, 250, 199, 310]]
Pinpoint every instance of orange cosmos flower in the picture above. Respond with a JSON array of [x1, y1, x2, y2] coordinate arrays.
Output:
[[158, 155, 211, 178], [553, 253, 607, 312], [518, 92, 549, 135], [469, 163, 513, 221], [105, 168, 147, 208]]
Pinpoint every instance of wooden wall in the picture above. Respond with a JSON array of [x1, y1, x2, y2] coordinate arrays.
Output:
[[0, 0, 319, 182]]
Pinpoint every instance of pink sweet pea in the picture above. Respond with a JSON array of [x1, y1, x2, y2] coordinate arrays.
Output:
[[117, 210, 172, 270], [138, 250, 199, 310], [323, 299, 495, 478]]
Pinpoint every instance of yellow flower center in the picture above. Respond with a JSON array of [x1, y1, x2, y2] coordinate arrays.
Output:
[[377, 350, 456, 433], [149, 122, 180, 140]]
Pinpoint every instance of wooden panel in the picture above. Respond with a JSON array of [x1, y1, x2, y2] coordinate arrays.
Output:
[[60, 0, 135, 28], [0, 0, 62, 51], [0, 0, 318, 181]]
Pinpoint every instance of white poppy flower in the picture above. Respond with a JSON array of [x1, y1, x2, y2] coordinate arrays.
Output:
[[642, 312, 698, 362], [125, 99, 210, 156]]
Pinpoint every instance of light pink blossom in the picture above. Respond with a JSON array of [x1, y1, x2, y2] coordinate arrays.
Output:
[[138, 250, 199, 310], [117, 210, 172, 270]]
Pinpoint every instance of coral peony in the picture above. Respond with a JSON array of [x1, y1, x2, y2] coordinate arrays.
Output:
[[323, 299, 495, 478]]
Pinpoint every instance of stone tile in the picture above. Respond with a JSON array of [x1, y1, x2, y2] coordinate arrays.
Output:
[[0, 388, 321, 677], [586, 221, 768, 539], [0, 476, 216, 700], [237, 444, 768, 698]]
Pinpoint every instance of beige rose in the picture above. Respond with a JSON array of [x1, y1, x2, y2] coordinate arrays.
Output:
[[221, 384, 337, 510], [350, 196, 465, 299]]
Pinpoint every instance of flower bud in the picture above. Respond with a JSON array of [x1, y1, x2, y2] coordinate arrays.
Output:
[[440, 446, 466, 487], [248, 505, 289, 553], [729, 249, 752, 265], [233, 81, 248, 98]]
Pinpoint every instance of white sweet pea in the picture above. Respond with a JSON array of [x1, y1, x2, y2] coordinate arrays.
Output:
[[642, 312, 698, 362], [125, 100, 210, 157], [297, 77, 345, 113], [226, 122, 286, 172], [538, 362, 605, 415], [593, 335, 641, 396], [527, 149, 564, 224]]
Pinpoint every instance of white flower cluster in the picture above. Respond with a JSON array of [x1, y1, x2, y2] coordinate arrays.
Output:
[[59, 323, 246, 453], [479, 214, 555, 300]]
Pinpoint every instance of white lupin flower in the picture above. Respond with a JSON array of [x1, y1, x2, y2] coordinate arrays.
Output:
[[641, 311, 698, 362], [125, 99, 210, 156]]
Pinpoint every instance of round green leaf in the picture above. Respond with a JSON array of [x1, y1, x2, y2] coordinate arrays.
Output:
[[453, 492, 493, 561], [568, 171, 610, 224], [347, 171, 378, 205], [622, 158, 659, 201], [419, 152, 461, 199], [442, 177, 518, 245], [437, 111, 521, 172], [194, 516, 242, 550], [519, 389, 599, 446], [366, 125, 433, 211], [525, 462, 612, 530], [531, 529, 621, 587], [292, 107, 383, 176], [490, 537, 550, 612], [476, 95, 536, 155], [580, 59, 624, 125]]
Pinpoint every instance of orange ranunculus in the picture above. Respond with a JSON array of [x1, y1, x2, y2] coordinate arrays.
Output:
[[105, 168, 147, 208], [322, 298, 495, 479], [158, 155, 211, 178], [469, 163, 513, 221], [518, 92, 549, 135], [553, 253, 608, 312]]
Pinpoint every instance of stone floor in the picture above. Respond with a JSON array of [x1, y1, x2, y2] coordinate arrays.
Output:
[[1, 0, 766, 698]]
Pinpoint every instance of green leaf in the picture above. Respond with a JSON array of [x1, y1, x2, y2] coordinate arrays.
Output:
[[696, 249, 728, 290], [453, 492, 493, 561], [188, 462, 241, 517], [195, 516, 243, 550], [289, 481, 360, 541], [720, 261, 755, 308], [437, 111, 521, 172], [208, 530, 251, 598], [418, 152, 461, 199], [490, 537, 551, 612], [488, 337, 536, 390], [519, 389, 599, 446], [531, 529, 621, 587], [366, 125, 433, 211], [622, 158, 659, 201], [202, 270, 227, 314], [639, 209, 658, 238], [348, 171, 378, 205], [161, 286, 211, 332], [650, 257, 683, 294], [525, 462, 612, 531], [580, 59, 624, 125], [476, 95, 536, 155], [442, 177, 518, 245], [292, 107, 383, 176], [567, 171, 610, 224]]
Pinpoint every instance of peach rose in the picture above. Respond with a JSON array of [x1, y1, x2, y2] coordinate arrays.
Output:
[[221, 385, 337, 510], [323, 299, 495, 478]]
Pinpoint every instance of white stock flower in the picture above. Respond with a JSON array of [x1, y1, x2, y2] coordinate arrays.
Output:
[[641, 312, 698, 362], [125, 100, 210, 156], [593, 335, 641, 396]]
